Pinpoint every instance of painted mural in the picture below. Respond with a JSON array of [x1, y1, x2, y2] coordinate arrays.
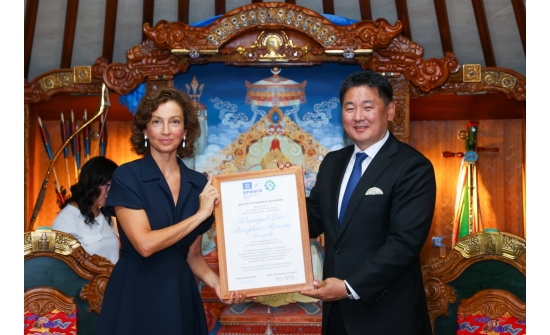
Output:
[[172, 63, 360, 193]]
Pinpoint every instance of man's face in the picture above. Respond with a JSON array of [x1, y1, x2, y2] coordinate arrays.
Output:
[[341, 86, 395, 151]]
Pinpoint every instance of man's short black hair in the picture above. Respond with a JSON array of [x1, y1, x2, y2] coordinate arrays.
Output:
[[339, 70, 393, 106]]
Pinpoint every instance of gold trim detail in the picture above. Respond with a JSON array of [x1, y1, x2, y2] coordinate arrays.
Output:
[[453, 231, 525, 260], [463, 64, 481, 82], [236, 31, 311, 62], [482, 71, 518, 91], [39, 72, 73, 93], [207, 7, 338, 48], [73, 66, 92, 83], [25, 230, 81, 256]]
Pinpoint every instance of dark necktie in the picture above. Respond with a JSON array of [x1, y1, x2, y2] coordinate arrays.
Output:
[[338, 152, 368, 227]]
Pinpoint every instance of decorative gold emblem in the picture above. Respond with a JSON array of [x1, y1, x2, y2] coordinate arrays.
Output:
[[481, 71, 518, 91], [237, 31, 308, 61], [30, 229, 56, 252], [454, 231, 525, 260], [25, 229, 81, 256], [463, 64, 481, 82], [39, 72, 73, 92], [73, 66, 92, 83]]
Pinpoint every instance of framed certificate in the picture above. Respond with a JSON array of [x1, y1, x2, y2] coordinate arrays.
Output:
[[212, 166, 314, 299]]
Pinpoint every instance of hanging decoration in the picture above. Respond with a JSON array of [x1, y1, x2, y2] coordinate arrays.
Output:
[[100, 114, 108, 156], [28, 84, 110, 231], [37, 116, 66, 206], [83, 109, 91, 162], [60, 112, 72, 192], [445, 121, 499, 246]]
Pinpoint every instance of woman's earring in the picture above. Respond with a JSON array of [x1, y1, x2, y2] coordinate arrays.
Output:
[[144, 135, 148, 148], [182, 136, 186, 148]]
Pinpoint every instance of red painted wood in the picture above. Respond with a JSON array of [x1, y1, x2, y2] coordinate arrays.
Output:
[[410, 93, 525, 121]]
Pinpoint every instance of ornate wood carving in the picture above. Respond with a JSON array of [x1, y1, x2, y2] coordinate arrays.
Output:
[[143, 3, 401, 52], [422, 231, 526, 333], [24, 231, 114, 313], [410, 67, 526, 101], [88, 3, 457, 94], [146, 75, 174, 94], [457, 289, 526, 321], [24, 286, 76, 316], [365, 36, 460, 92], [389, 78, 410, 143], [81, 273, 111, 313], [92, 39, 184, 95], [24, 68, 103, 104]]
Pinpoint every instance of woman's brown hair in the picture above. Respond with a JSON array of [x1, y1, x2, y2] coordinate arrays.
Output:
[[130, 87, 201, 158]]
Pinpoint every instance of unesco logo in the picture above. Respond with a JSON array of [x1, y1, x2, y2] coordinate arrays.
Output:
[[264, 180, 276, 191]]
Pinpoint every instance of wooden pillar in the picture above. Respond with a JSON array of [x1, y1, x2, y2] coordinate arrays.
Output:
[[389, 78, 410, 144]]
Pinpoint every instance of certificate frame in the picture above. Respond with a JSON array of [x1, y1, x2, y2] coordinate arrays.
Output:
[[212, 166, 313, 299]]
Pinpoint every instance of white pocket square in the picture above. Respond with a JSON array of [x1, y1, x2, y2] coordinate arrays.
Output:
[[366, 187, 383, 195]]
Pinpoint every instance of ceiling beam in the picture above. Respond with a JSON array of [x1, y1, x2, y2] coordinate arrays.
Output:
[[394, 0, 411, 39], [102, 0, 119, 62], [433, 0, 453, 54], [24, 0, 40, 79], [471, 0, 496, 67], [60, 0, 79, 69], [178, 0, 189, 23], [511, 0, 526, 53], [215, 0, 225, 16], [142, 0, 154, 41], [359, 0, 372, 21], [322, 0, 335, 14]]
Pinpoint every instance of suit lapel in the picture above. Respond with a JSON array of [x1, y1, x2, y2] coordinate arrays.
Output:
[[337, 134, 398, 237]]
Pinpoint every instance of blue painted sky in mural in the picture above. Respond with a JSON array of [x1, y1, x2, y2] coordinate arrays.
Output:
[[173, 63, 361, 172]]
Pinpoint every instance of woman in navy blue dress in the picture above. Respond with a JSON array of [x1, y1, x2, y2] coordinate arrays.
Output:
[[96, 87, 247, 334]]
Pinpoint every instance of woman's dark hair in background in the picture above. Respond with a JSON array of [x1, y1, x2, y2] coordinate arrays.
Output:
[[130, 87, 201, 158], [61, 156, 118, 225]]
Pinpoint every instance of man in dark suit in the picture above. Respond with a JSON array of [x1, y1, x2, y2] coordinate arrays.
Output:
[[283, 71, 436, 334]]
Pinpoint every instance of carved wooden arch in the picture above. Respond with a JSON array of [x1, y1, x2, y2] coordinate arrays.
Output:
[[143, 3, 402, 52], [24, 230, 114, 313], [92, 2, 459, 96], [457, 289, 526, 321], [421, 231, 525, 333], [410, 66, 526, 101], [24, 286, 77, 316], [24, 67, 103, 104], [24, 3, 525, 104]]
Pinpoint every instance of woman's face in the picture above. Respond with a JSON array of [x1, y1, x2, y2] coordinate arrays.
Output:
[[143, 100, 186, 155], [94, 180, 111, 208]]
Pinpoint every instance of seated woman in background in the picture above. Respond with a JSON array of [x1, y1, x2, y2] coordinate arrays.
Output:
[[52, 156, 120, 264]]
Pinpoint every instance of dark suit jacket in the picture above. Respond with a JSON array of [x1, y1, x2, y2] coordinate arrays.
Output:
[[307, 132, 436, 335]]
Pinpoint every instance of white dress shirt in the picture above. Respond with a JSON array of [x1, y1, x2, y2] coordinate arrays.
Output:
[[52, 204, 120, 264]]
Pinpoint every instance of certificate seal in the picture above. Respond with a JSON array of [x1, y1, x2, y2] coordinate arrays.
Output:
[[264, 179, 276, 191]]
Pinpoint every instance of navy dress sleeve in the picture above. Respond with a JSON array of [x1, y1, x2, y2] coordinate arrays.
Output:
[[103, 164, 143, 216]]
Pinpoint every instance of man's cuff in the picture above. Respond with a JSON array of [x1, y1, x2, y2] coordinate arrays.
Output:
[[344, 280, 360, 300]]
